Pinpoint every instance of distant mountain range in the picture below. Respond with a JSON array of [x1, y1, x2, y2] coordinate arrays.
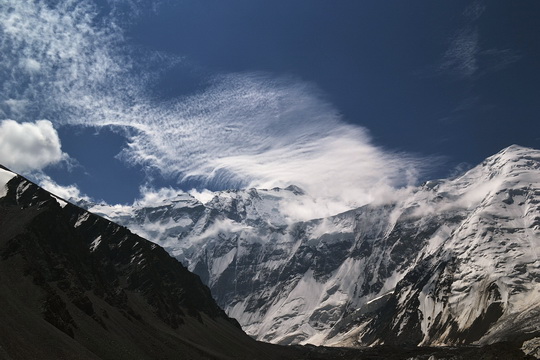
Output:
[[1, 146, 540, 359], [79, 145, 540, 355]]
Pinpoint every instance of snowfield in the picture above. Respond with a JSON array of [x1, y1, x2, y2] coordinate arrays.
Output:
[[80, 145, 540, 346]]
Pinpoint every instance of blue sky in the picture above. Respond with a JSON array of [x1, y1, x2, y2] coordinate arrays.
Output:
[[0, 0, 539, 206]]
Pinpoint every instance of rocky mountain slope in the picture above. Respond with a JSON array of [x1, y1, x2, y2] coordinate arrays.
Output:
[[81, 145, 540, 353], [0, 165, 290, 360]]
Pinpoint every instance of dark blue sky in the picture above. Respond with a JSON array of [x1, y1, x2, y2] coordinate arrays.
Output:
[[3, 0, 540, 204], [128, 0, 540, 155]]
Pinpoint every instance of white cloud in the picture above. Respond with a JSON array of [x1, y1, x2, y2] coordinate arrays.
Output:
[[111, 74, 427, 211], [33, 173, 90, 202], [190, 218, 254, 244], [0, 0, 127, 122], [134, 186, 197, 207], [0, 0, 430, 214], [0, 120, 67, 173]]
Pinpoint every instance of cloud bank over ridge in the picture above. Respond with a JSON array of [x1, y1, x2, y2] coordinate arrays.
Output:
[[0, 0, 427, 210]]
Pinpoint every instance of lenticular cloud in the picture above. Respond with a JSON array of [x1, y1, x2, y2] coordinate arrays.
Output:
[[0, 0, 425, 207]]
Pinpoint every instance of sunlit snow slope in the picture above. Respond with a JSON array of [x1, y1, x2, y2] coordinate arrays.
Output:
[[83, 145, 540, 347]]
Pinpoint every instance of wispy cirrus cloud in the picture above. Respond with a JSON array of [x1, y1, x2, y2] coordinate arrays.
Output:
[[441, 28, 480, 78], [439, 0, 520, 79], [0, 0, 428, 212]]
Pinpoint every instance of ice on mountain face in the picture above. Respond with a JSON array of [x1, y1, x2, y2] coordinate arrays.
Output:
[[294, 146, 540, 345], [206, 187, 309, 226], [75, 145, 540, 347], [336, 146, 540, 347], [0, 168, 16, 198], [86, 185, 322, 264]]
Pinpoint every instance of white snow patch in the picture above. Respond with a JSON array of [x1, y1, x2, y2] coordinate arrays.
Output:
[[90, 235, 101, 252], [74, 212, 90, 227], [418, 276, 445, 343], [0, 167, 16, 198], [88, 203, 135, 220], [52, 195, 68, 208], [522, 337, 540, 358], [16, 181, 31, 200]]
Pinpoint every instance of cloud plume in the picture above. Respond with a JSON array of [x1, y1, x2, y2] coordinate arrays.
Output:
[[0, 0, 427, 210]]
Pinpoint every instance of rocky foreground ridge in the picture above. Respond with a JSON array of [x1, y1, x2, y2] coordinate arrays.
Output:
[[0, 166, 279, 359]]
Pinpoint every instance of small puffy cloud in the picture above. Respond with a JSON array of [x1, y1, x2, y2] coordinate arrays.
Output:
[[0, 119, 67, 173]]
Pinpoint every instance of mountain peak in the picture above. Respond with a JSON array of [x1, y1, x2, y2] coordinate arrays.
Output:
[[491, 144, 539, 161], [446, 145, 540, 202], [283, 185, 305, 195], [479, 144, 540, 175]]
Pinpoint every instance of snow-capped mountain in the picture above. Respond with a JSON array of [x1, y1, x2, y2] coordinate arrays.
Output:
[[80, 145, 540, 350], [3, 163, 534, 359]]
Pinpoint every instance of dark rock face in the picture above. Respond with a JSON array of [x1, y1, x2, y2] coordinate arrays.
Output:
[[0, 173, 276, 360]]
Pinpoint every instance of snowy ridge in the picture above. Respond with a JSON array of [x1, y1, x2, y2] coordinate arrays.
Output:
[[79, 145, 540, 346]]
